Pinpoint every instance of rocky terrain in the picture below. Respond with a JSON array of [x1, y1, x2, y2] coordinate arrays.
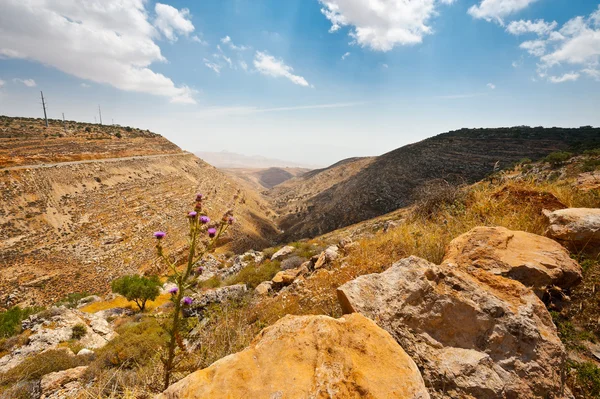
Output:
[[0, 116, 278, 309], [222, 166, 309, 190], [268, 126, 600, 240]]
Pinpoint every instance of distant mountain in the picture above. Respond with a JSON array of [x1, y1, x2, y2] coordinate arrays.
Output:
[[195, 151, 319, 169], [268, 126, 600, 240]]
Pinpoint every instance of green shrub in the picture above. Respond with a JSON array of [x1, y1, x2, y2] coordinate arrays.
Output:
[[544, 151, 573, 166], [281, 256, 306, 270], [91, 318, 167, 370], [111, 275, 161, 311], [261, 247, 279, 260], [570, 361, 600, 398], [115, 132, 122, 138], [0, 306, 42, 338], [56, 292, 90, 308], [71, 324, 87, 340], [225, 260, 281, 289], [580, 158, 600, 173]]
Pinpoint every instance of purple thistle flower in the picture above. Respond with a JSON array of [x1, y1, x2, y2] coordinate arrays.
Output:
[[195, 193, 203, 202], [227, 216, 235, 225], [207, 228, 217, 238], [196, 266, 204, 275], [168, 286, 178, 295], [154, 231, 166, 240], [182, 296, 193, 305], [188, 211, 197, 218], [200, 216, 210, 224]]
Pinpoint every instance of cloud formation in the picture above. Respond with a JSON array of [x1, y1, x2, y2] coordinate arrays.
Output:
[[13, 78, 36, 87], [319, 0, 455, 52], [0, 0, 196, 104], [154, 3, 195, 42], [468, 0, 539, 25], [253, 52, 310, 87]]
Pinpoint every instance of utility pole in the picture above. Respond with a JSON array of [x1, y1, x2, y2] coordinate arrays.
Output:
[[98, 105, 103, 125], [62, 113, 66, 133], [40, 91, 48, 127]]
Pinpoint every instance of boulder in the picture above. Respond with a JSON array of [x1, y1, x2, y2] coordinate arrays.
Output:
[[443, 226, 581, 297], [544, 208, 600, 248], [184, 284, 247, 317], [159, 313, 429, 399], [76, 295, 102, 308], [271, 265, 307, 290], [338, 256, 569, 399], [314, 245, 339, 270], [254, 281, 273, 296], [270, 245, 294, 261], [40, 366, 87, 399]]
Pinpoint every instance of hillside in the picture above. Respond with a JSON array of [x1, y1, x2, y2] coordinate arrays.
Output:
[[222, 167, 310, 191], [269, 126, 600, 240], [0, 116, 278, 308]]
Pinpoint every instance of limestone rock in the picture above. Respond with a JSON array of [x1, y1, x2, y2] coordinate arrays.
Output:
[[255, 281, 273, 296], [544, 208, 600, 248], [40, 366, 87, 399], [160, 313, 430, 399], [271, 267, 304, 289], [270, 245, 294, 261], [338, 256, 569, 399], [314, 245, 339, 270], [443, 226, 582, 297], [184, 284, 247, 317], [76, 295, 102, 308]]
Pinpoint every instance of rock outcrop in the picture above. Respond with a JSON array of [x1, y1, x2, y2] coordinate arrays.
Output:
[[270, 245, 295, 261], [338, 256, 569, 399], [184, 284, 247, 317], [443, 226, 582, 297], [544, 208, 600, 249], [160, 313, 430, 399], [40, 366, 87, 399], [0, 307, 116, 373]]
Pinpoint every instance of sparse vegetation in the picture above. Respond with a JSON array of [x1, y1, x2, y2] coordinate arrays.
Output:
[[544, 151, 573, 166], [71, 323, 87, 340], [224, 260, 281, 288], [56, 291, 91, 308], [0, 306, 42, 338]]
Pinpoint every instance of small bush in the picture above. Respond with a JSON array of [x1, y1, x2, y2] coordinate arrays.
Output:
[[580, 158, 600, 173], [91, 318, 167, 370], [0, 306, 42, 338], [570, 361, 600, 398], [115, 132, 122, 138], [261, 247, 278, 260], [281, 256, 306, 270], [84, 127, 91, 133], [225, 261, 281, 289], [0, 349, 85, 387], [56, 292, 90, 309], [544, 151, 573, 166], [111, 275, 161, 311], [71, 324, 87, 340], [414, 180, 465, 217]]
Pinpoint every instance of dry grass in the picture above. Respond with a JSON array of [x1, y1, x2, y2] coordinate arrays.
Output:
[[80, 294, 172, 314]]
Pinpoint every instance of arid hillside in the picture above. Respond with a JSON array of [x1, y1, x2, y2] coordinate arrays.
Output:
[[0, 117, 278, 308], [270, 126, 600, 240], [0, 116, 181, 168], [222, 167, 310, 191]]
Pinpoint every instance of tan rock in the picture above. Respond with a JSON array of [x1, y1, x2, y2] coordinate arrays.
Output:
[[338, 256, 569, 399], [544, 208, 600, 249], [271, 266, 306, 289], [40, 366, 87, 398], [254, 281, 273, 296], [160, 313, 429, 399], [271, 245, 295, 261], [443, 226, 581, 297]]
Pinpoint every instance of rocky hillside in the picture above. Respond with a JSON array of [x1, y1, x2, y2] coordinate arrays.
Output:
[[0, 116, 278, 309], [270, 126, 600, 240], [222, 167, 309, 190], [0, 115, 181, 168]]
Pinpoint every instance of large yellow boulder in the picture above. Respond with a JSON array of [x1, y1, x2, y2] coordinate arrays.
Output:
[[443, 226, 581, 297], [159, 313, 429, 399]]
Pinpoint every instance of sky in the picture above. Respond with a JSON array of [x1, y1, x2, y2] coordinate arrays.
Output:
[[0, 0, 599, 166]]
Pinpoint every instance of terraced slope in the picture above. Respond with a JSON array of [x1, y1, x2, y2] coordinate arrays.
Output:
[[272, 126, 600, 240]]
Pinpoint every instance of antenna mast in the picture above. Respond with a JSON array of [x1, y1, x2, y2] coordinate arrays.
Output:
[[40, 91, 48, 127]]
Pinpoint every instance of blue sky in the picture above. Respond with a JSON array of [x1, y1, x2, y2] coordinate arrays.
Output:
[[0, 0, 599, 166]]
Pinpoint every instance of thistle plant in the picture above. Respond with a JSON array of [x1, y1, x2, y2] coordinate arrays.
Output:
[[155, 192, 237, 390]]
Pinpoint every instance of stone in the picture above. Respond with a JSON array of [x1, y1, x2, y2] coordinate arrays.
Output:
[[338, 256, 569, 399], [159, 313, 430, 399], [76, 348, 94, 357], [338, 236, 353, 249], [40, 366, 87, 396], [443, 226, 582, 297], [255, 281, 273, 296], [184, 284, 247, 317], [76, 295, 102, 308], [314, 245, 339, 270], [270, 245, 295, 261], [271, 266, 307, 289], [544, 208, 600, 248]]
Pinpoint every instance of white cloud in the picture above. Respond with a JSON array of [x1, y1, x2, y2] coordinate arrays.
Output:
[[512, 6, 600, 84], [240, 61, 248, 71], [253, 51, 310, 87], [319, 0, 455, 52], [220, 36, 250, 51], [468, 0, 539, 24], [154, 3, 194, 42], [382, 63, 389, 68], [0, 0, 196, 104], [81, 83, 91, 88], [13, 78, 36, 87], [549, 72, 580, 83], [506, 19, 557, 36], [487, 83, 496, 89], [0, 79, 5, 88], [341, 52, 351, 60], [191, 35, 208, 45], [583, 68, 600, 80], [520, 40, 546, 56], [204, 59, 222, 75]]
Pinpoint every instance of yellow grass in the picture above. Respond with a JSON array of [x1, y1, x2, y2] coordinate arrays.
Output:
[[80, 294, 171, 313]]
